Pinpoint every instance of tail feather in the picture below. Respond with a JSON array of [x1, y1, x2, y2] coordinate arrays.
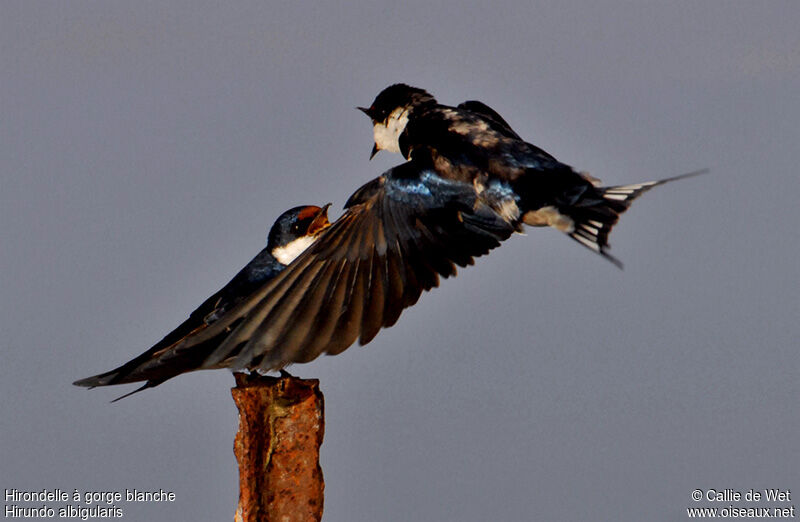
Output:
[[109, 382, 158, 403], [72, 325, 239, 400], [74, 370, 162, 402], [565, 169, 707, 268]]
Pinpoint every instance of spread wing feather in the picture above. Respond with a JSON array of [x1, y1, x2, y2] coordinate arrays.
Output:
[[181, 163, 519, 372], [81, 161, 521, 389]]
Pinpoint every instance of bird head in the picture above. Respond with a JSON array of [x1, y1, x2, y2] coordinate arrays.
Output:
[[268, 204, 331, 265], [358, 83, 435, 159]]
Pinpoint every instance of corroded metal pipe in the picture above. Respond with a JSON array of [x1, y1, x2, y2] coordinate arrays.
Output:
[[232, 373, 324, 522]]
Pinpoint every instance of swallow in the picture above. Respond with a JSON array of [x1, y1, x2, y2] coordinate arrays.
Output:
[[359, 83, 706, 267], [73, 204, 331, 400]]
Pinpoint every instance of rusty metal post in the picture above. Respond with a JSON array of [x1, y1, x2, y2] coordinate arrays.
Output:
[[231, 373, 324, 522]]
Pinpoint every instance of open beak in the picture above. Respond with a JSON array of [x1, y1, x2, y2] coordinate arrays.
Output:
[[308, 203, 332, 235]]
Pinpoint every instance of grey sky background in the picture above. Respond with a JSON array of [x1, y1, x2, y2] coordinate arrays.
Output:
[[2, 2, 798, 521]]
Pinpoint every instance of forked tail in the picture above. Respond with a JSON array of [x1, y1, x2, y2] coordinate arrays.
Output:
[[562, 169, 707, 268]]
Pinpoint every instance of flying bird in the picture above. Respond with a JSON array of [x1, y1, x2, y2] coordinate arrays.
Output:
[[359, 83, 705, 267], [74, 205, 331, 399]]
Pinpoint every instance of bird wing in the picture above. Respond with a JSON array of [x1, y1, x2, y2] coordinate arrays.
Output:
[[457, 100, 522, 140], [164, 160, 519, 374], [456, 100, 557, 161]]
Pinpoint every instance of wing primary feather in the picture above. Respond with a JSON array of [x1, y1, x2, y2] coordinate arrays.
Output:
[[247, 258, 332, 369], [201, 255, 316, 368], [379, 195, 418, 310], [232, 258, 327, 370], [423, 213, 473, 269], [382, 248, 408, 327], [293, 258, 351, 362], [358, 205, 387, 344], [309, 212, 358, 258], [277, 259, 345, 364], [359, 246, 385, 344], [324, 258, 364, 355], [309, 207, 371, 358], [411, 217, 458, 278], [285, 209, 374, 364], [387, 196, 438, 296]]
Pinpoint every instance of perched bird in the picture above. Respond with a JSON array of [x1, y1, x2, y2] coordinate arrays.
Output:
[[74, 204, 331, 400], [359, 83, 705, 267]]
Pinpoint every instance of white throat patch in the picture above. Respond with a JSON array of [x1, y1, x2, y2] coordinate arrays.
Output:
[[373, 106, 410, 154], [272, 235, 316, 265]]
